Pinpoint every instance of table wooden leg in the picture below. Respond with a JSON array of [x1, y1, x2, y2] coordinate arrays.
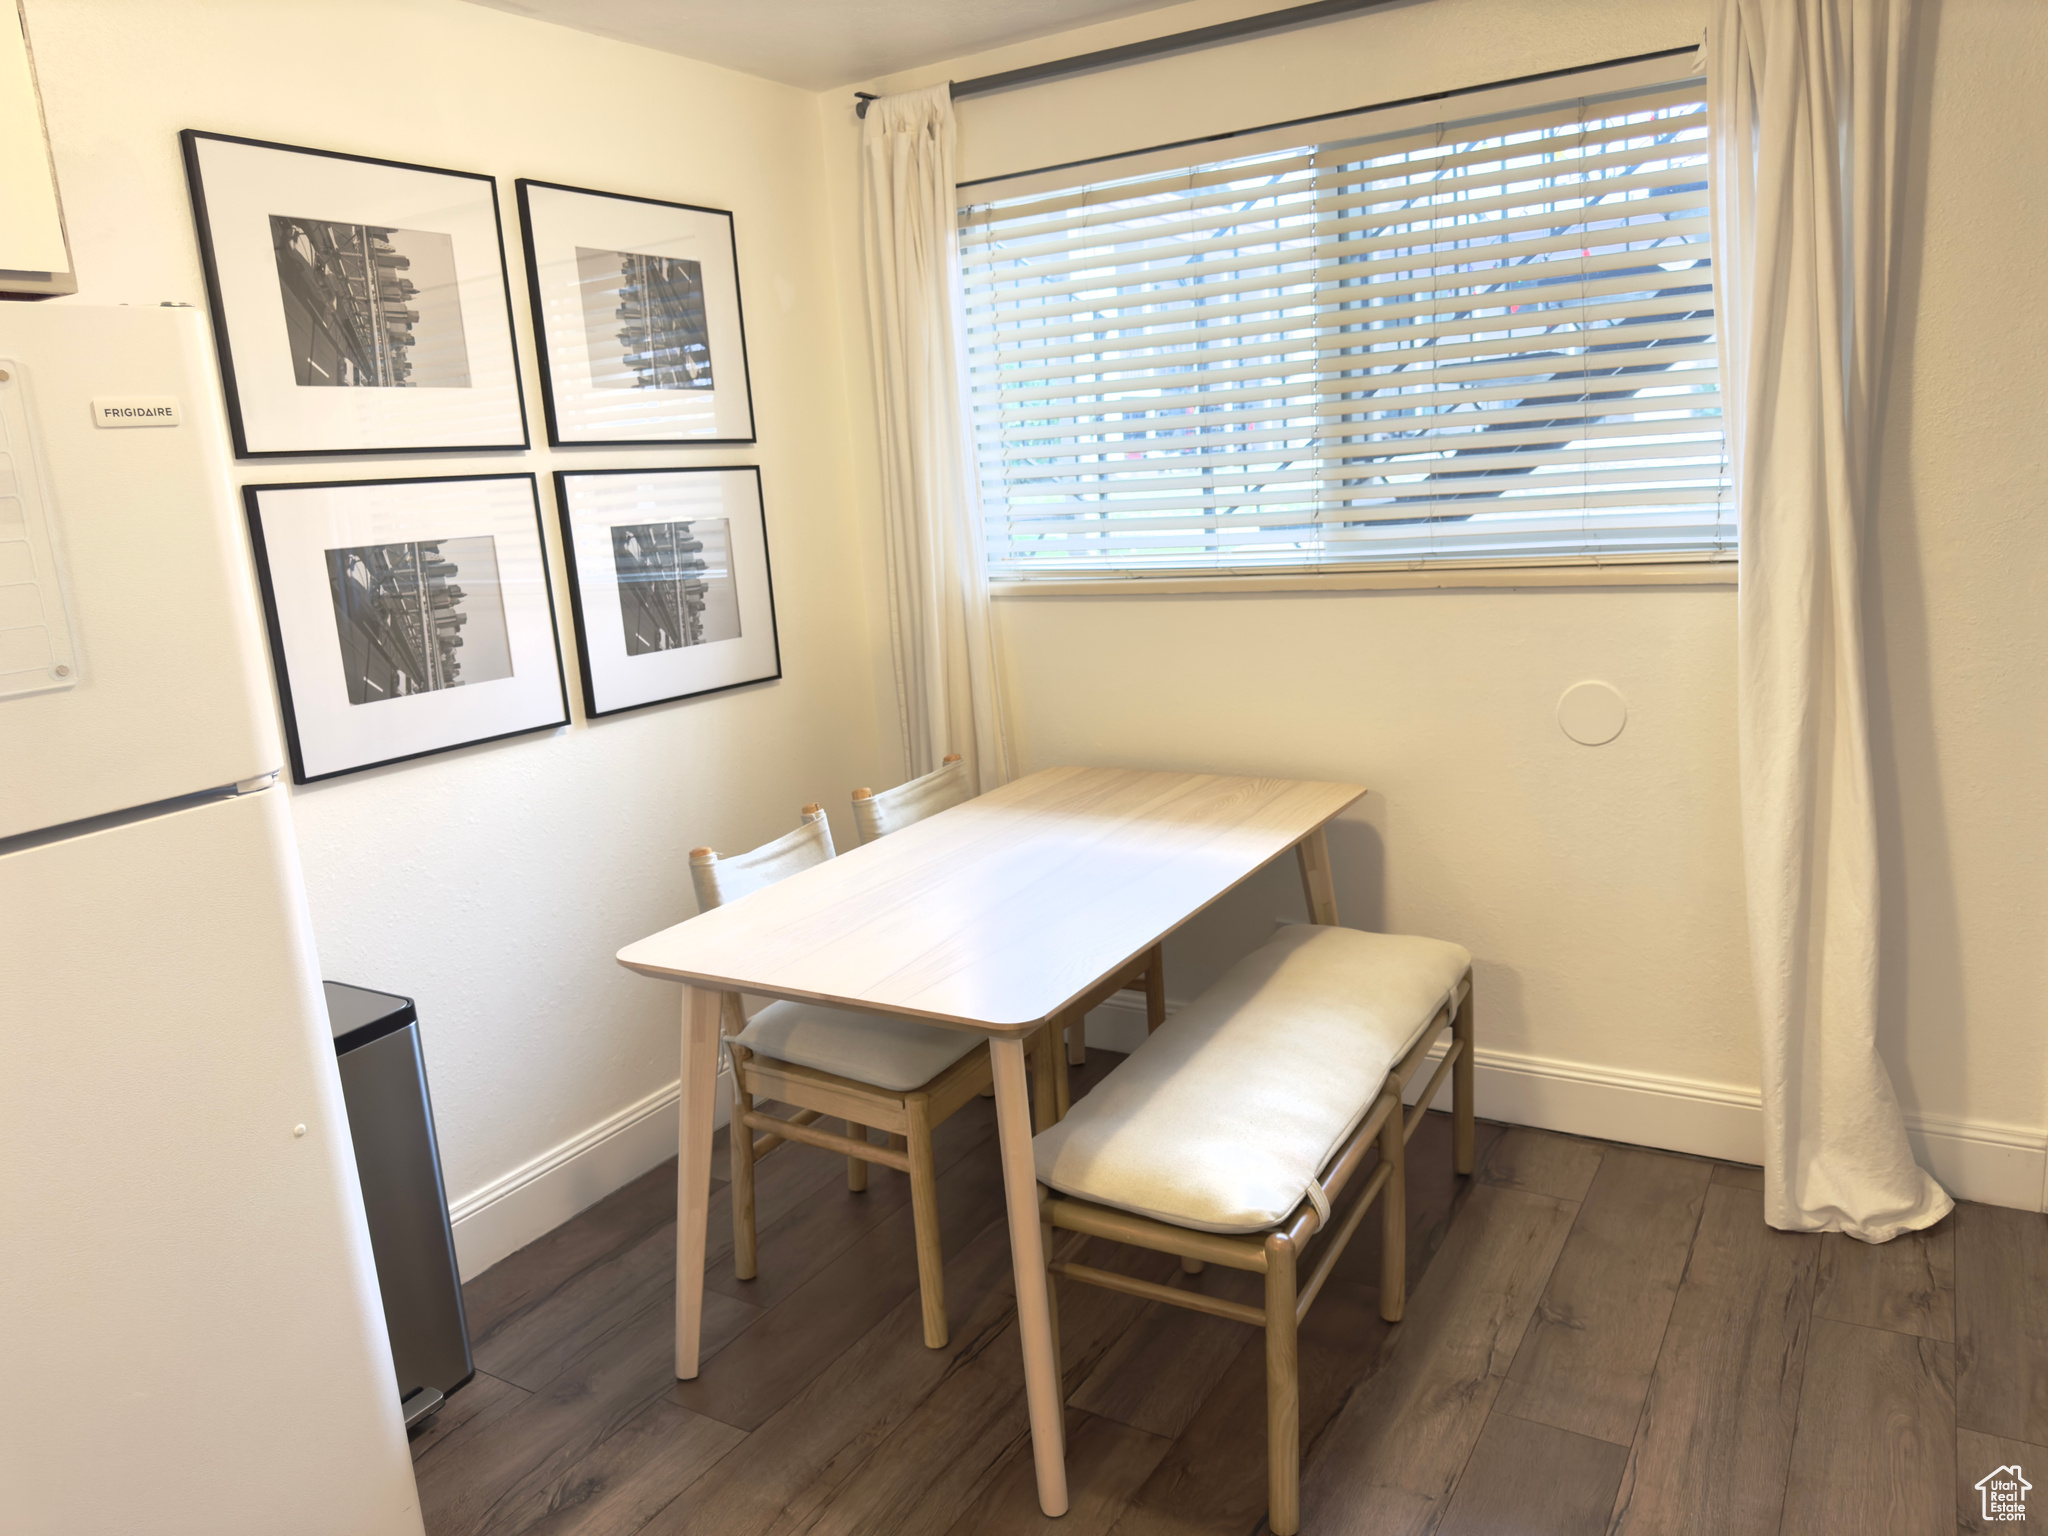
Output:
[[676, 983, 723, 1380], [1052, 1018, 1072, 1123], [1297, 826, 1339, 926], [990, 1036, 1069, 1516]]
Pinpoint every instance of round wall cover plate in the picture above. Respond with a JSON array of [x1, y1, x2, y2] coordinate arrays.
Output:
[[1558, 680, 1628, 746]]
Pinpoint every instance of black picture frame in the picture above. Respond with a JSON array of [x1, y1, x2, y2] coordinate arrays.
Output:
[[552, 465, 781, 718], [245, 473, 570, 782], [182, 129, 529, 458], [516, 178, 757, 447]]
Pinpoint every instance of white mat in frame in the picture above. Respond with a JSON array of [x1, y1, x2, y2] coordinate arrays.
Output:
[[517, 179, 755, 446], [182, 131, 527, 457], [245, 473, 569, 781], [554, 466, 781, 718]]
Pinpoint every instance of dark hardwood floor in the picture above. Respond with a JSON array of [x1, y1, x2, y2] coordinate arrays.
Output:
[[413, 1054, 2046, 1534]]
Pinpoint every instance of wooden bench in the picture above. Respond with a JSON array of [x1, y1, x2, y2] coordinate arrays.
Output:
[[1031, 924, 1476, 1536]]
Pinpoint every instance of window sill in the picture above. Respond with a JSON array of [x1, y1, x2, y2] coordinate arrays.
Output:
[[987, 561, 1738, 598]]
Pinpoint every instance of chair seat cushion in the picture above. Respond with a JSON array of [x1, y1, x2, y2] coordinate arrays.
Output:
[[736, 1000, 984, 1093], [1033, 926, 1470, 1234]]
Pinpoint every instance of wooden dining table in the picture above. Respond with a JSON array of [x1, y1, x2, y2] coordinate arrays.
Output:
[[615, 764, 1366, 1515]]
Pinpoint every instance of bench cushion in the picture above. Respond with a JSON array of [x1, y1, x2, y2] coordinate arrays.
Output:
[[736, 1000, 984, 1093], [1033, 926, 1470, 1234]]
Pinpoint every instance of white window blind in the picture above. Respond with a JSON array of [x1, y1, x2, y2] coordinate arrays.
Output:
[[959, 61, 1729, 580]]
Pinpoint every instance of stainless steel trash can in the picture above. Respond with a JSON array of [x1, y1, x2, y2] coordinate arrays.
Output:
[[326, 981, 473, 1428]]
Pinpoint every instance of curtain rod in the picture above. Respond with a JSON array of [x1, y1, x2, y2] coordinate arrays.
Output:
[[853, 0, 1409, 118]]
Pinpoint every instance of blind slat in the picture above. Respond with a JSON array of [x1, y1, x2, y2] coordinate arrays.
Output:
[[970, 281, 1712, 369], [986, 482, 1731, 529], [981, 357, 1719, 419], [984, 423, 1722, 478], [967, 241, 1713, 339], [962, 155, 1706, 271], [964, 243, 1708, 333], [997, 445, 1729, 500], [963, 204, 1709, 290], [974, 314, 1718, 392], [980, 382, 1721, 445], [966, 129, 1708, 258]]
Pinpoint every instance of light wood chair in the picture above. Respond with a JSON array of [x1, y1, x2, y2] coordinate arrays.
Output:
[[850, 752, 974, 844], [691, 804, 1060, 1349], [852, 755, 1166, 1091], [1029, 926, 1476, 1536]]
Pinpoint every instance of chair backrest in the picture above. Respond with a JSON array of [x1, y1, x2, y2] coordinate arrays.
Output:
[[691, 804, 834, 911], [851, 754, 971, 844]]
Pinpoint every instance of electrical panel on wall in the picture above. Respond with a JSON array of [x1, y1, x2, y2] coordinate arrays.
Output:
[[0, 1, 77, 298]]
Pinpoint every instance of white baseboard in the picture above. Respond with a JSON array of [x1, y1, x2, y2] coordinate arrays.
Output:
[[1903, 1112, 2048, 1215], [448, 999, 2046, 1285], [1085, 994, 2047, 1212], [1080, 994, 1161, 1055], [446, 1066, 728, 1281]]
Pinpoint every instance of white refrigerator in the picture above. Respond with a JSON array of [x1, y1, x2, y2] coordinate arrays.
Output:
[[0, 305, 426, 1535]]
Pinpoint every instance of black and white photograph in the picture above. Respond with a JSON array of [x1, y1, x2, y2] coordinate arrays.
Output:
[[184, 131, 527, 456], [555, 467, 778, 717], [577, 247, 712, 391], [611, 518, 740, 653], [272, 217, 471, 388], [518, 179, 754, 445], [325, 536, 511, 702], [247, 475, 567, 781]]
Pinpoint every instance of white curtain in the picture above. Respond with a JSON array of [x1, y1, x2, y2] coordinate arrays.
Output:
[[1709, 0, 1949, 1240], [859, 85, 1010, 792]]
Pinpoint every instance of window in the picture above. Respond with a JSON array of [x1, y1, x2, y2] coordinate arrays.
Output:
[[958, 57, 1727, 581]]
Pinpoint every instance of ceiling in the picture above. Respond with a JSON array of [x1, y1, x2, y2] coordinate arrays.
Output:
[[462, 0, 1198, 91]]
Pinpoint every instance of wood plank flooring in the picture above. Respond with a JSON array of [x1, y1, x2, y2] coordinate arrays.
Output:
[[415, 1055, 2047, 1534]]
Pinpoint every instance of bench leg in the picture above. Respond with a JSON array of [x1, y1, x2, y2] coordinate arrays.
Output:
[[847, 1121, 869, 1192], [1264, 1233, 1301, 1536], [1453, 984, 1477, 1176], [1143, 946, 1167, 1031], [1181, 1255, 1205, 1275], [1052, 1016, 1073, 1122], [1041, 1197, 1062, 1374], [1380, 1097, 1406, 1323], [1029, 1030, 1056, 1132], [730, 1073, 759, 1282], [904, 1094, 948, 1348], [1297, 828, 1339, 925]]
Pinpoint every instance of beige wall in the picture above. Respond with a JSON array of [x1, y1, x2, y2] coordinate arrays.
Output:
[[27, 0, 888, 1268], [1868, 0, 2048, 1164], [826, 0, 2048, 1199]]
